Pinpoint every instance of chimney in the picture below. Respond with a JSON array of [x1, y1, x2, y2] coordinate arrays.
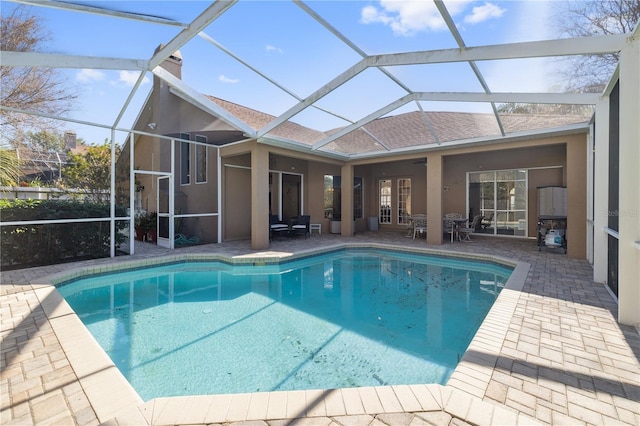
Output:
[[154, 44, 182, 79], [64, 131, 77, 151]]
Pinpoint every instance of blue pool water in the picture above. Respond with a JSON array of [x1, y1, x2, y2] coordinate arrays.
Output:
[[58, 249, 512, 401]]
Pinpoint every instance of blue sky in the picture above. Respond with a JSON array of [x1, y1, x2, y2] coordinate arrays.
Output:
[[6, 0, 566, 145]]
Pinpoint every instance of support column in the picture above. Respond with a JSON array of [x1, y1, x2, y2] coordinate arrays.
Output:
[[566, 137, 587, 259], [251, 143, 270, 250], [593, 99, 610, 283], [341, 164, 354, 236], [618, 38, 640, 326], [426, 153, 443, 245]]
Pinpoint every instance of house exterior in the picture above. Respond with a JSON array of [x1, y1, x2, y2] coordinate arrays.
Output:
[[128, 52, 589, 258], [9, 131, 87, 185]]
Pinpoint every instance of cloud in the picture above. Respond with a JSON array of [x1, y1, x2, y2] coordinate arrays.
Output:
[[361, 0, 471, 36], [118, 71, 150, 87], [76, 69, 105, 82], [266, 44, 284, 54], [218, 75, 239, 84], [464, 2, 505, 25]]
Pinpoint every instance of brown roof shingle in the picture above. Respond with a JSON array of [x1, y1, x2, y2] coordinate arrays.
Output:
[[205, 96, 590, 154]]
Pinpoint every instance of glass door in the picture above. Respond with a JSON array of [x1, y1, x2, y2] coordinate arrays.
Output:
[[468, 169, 527, 236], [156, 175, 172, 248], [379, 179, 392, 224]]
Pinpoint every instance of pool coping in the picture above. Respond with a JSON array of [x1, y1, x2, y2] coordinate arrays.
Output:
[[36, 243, 532, 424]]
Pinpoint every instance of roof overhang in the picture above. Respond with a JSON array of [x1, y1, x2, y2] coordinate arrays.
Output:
[[347, 122, 591, 163]]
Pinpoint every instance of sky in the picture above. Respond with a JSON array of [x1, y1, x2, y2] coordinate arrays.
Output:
[[4, 0, 569, 146]]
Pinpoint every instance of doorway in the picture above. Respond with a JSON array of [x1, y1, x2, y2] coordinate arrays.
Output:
[[157, 175, 172, 248], [271, 172, 302, 223]]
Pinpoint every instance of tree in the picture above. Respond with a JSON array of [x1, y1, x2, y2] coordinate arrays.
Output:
[[61, 143, 117, 204], [0, 149, 22, 186], [557, 0, 640, 92], [497, 1, 639, 114], [496, 102, 593, 116], [15, 130, 67, 152], [0, 6, 76, 145]]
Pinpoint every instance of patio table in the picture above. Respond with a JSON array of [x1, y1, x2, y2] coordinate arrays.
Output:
[[444, 217, 468, 243]]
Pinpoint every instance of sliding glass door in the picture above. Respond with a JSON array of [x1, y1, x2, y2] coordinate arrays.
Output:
[[468, 169, 527, 236]]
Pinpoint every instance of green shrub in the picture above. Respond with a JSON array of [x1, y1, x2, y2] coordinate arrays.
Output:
[[0, 199, 127, 270]]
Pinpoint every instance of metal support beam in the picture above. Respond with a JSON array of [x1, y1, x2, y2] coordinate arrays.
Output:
[[8, 0, 187, 27], [313, 94, 414, 150], [412, 92, 599, 105], [434, 0, 505, 136], [367, 33, 629, 67], [148, 0, 237, 70], [0, 51, 147, 70], [258, 60, 369, 136]]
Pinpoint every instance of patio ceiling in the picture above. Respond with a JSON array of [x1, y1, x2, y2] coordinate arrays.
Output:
[[1, 0, 633, 159]]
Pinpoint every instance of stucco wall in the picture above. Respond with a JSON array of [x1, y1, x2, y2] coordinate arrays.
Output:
[[223, 162, 251, 241]]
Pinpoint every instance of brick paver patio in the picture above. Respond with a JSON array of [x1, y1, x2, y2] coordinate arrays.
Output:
[[1, 232, 639, 425]]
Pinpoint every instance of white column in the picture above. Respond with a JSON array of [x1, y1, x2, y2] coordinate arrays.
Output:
[[592, 99, 609, 283], [617, 38, 640, 326]]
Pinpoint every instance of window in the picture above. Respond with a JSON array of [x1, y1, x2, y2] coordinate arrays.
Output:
[[195, 135, 207, 184], [397, 178, 411, 224], [468, 169, 527, 236], [180, 133, 190, 185], [324, 175, 340, 220], [323, 175, 363, 220], [379, 179, 391, 224]]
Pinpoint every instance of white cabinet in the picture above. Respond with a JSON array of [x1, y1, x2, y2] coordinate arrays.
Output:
[[537, 186, 567, 218]]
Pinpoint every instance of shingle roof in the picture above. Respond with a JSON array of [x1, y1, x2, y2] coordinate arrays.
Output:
[[207, 96, 327, 144], [206, 96, 590, 155]]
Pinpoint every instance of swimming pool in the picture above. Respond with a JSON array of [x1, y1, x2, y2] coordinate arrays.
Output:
[[58, 248, 512, 401]]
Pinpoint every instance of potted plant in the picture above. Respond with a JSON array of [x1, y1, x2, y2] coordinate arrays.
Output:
[[134, 210, 150, 241], [147, 211, 157, 242]]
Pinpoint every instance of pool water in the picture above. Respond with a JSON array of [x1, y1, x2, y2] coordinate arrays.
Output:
[[58, 249, 512, 400]]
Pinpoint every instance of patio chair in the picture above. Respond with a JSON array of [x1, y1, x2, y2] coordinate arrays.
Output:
[[291, 215, 310, 238], [458, 215, 483, 242], [443, 212, 463, 242], [270, 214, 288, 240], [411, 214, 427, 239], [481, 213, 494, 231]]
